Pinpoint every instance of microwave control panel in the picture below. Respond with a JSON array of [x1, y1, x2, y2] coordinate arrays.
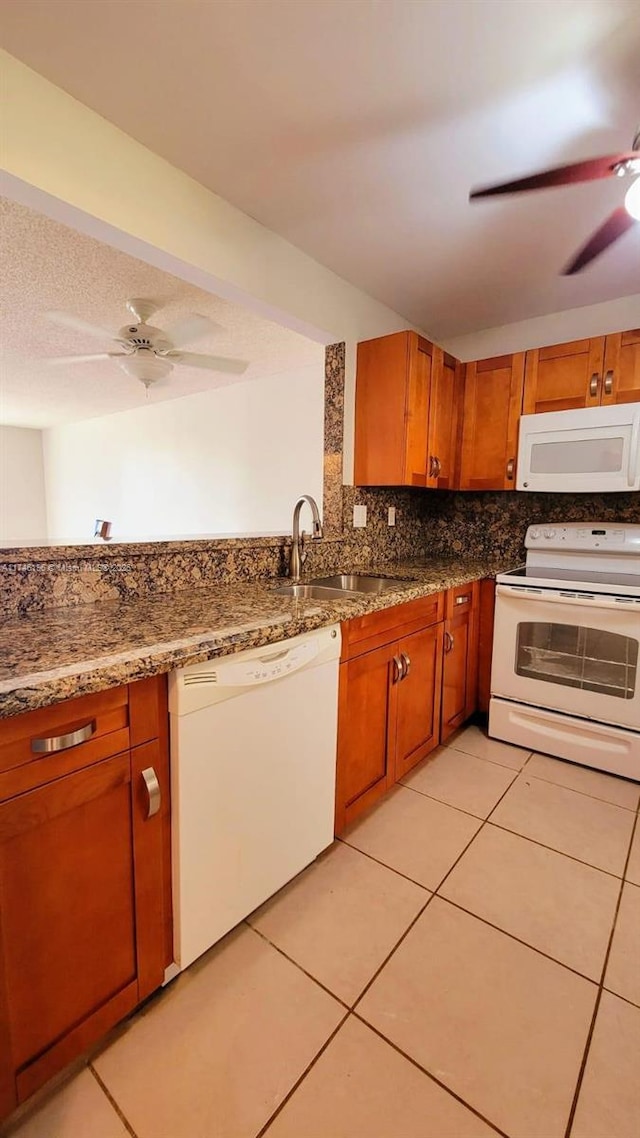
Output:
[[525, 524, 640, 554]]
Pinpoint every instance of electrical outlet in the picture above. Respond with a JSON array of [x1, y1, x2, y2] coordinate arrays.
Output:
[[388, 506, 396, 526], [353, 504, 367, 528]]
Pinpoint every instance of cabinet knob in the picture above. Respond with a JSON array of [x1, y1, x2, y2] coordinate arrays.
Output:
[[444, 631, 454, 653], [589, 372, 600, 398], [604, 370, 614, 396], [506, 458, 515, 481], [141, 766, 161, 819]]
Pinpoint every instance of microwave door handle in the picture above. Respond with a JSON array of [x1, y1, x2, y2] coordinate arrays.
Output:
[[495, 585, 640, 613], [628, 412, 640, 488]]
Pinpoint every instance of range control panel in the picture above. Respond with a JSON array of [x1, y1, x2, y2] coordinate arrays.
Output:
[[525, 523, 640, 554]]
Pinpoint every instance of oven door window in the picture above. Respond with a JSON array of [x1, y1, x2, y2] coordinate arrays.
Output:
[[516, 622, 638, 699]]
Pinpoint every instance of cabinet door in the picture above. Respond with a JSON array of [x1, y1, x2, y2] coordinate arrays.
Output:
[[335, 644, 395, 833], [523, 338, 605, 413], [459, 354, 525, 490], [426, 348, 463, 489], [441, 586, 479, 741], [602, 330, 640, 405], [354, 332, 433, 486], [394, 623, 444, 781], [0, 754, 139, 1105]]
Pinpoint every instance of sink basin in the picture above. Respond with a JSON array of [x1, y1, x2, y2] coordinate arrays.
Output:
[[274, 583, 353, 600], [274, 574, 414, 600], [309, 574, 413, 594]]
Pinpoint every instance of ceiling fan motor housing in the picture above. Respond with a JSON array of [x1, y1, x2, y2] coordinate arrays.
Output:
[[118, 323, 173, 354]]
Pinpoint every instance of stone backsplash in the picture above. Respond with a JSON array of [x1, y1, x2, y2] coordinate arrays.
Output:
[[420, 490, 640, 562]]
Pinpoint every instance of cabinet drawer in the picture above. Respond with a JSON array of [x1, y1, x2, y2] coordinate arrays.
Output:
[[341, 593, 444, 661], [445, 584, 476, 619], [0, 687, 130, 801]]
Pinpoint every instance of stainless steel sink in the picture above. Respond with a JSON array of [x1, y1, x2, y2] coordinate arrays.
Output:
[[273, 583, 353, 600], [274, 574, 414, 600], [309, 574, 413, 594]]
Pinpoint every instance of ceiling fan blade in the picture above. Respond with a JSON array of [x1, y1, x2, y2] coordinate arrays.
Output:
[[562, 207, 637, 274], [44, 353, 127, 365], [470, 152, 638, 199], [164, 313, 221, 348], [167, 351, 249, 375], [45, 310, 117, 342]]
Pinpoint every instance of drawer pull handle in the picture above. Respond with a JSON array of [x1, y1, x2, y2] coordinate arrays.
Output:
[[455, 594, 471, 605], [506, 458, 515, 480], [429, 455, 441, 479], [589, 372, 600, 398], [31, 719, 96, 754], [603, 370, 614, 396], [400, 652, 411, 679], [392, 654, 404, 683], [141, 767, 161, 819], [444, 632, 454, 653]]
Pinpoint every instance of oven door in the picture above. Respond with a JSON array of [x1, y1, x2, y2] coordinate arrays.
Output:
[[491, 584, 640, 730]]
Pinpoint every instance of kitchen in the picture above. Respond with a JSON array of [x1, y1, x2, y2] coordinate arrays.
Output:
[[1, 4, 640, 1137]]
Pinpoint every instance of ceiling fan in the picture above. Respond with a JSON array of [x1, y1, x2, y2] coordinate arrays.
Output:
[[43, 298, 250, 387], [470, 128, 640, 274]]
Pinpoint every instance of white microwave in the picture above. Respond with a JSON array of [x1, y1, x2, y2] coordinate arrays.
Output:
[[517, 403, 640, 493]]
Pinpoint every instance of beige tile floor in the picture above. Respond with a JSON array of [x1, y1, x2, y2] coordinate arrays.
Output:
[[5, 731, 640, 1138]]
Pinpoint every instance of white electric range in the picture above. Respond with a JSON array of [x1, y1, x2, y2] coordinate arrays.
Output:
[[489, 522, 640, 780]]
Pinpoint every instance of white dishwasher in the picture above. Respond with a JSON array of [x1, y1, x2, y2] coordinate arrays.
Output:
[[168, 624, 341, 971]]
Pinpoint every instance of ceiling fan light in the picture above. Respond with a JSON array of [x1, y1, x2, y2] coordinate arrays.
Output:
[[117, 352, 173, 387], [625, 178, 640, 221]]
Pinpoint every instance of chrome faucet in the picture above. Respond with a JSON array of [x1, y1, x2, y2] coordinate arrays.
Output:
[[288, 495, 323, 581]]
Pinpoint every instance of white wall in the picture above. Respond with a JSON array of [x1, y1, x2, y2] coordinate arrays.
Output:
[[2, 51, 418, 485], [42, 366, 324, 542], [0, 425, 47, 542], [442, 295, 640, 361], [3, 51, 638, 491]]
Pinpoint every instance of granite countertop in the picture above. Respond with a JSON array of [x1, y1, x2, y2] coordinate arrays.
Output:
[[0, 557, 510, 718]]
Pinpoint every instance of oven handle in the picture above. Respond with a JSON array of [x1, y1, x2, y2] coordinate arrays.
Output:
[[496, 584, 640, 613]]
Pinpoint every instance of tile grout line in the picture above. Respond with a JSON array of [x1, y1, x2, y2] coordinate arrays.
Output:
[[342, 809, 625, 988], [350, 1012, 510, 1138], [245, 921, 352, 1011], [441, 740, 534, 774], [88, 1065, 139, 1138], [563, 808, 640, 1138], [254, 1011, 350, 1138]]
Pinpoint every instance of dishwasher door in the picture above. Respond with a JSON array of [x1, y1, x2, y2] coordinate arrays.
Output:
[[168, 624, 341, 971]]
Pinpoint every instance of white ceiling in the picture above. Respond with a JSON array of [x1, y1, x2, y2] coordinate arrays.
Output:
[[1, 0, 639, 339], [0, 197, 323, 428]]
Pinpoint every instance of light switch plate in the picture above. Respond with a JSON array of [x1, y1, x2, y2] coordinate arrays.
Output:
[[353, 504, 367, 528], [388, 506, 396, 526]]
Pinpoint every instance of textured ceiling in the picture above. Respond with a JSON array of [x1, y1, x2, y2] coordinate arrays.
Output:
[[1, 0, 639, 339], [0, 198, 323, 428]]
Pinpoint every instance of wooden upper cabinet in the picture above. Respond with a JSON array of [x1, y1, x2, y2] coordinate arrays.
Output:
[[354, 331, 433, 486], [524, 331, 640, 411], [459, 353, 525, 491], [602, 329, 640, 405], [354, 331, 461, 488], [427, 348, 464, 489], [523, 338, 605, 413]]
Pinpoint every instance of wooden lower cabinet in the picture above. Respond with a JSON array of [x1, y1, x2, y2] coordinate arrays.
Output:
[[336, 583, 488, 834], [0, 676, 171, 1121], [394, 624, 444, 780], [441, 582, 479, 740], [335, 594, 445, 833]]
